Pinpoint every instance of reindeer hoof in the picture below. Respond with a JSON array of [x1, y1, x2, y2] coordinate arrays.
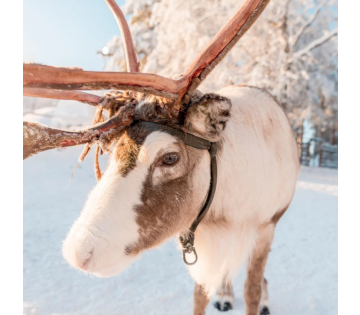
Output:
[[260, 306, 270, 315], [213, 301, 233, 312]]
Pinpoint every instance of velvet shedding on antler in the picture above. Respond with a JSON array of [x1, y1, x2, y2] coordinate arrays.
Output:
[[23, 113, 133, 160], [23, 0, 270, 160], [23, 87, 102, 106]]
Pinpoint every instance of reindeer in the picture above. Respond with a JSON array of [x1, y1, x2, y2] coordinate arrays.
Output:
[[23, 1, 299, 314]]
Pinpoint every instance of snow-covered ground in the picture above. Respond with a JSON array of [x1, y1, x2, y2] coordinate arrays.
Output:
[[24, 147, 338, 315], [23, 100, 97, 129]]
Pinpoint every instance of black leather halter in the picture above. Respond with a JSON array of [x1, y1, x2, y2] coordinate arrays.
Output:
[[133, 121, 217, 265]]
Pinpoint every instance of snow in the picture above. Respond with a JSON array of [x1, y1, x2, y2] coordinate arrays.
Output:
[[24, 147, 337, 315], [23, 96, 58, 113], [23, 107, 57, 127], [23, 101, 97, 129]]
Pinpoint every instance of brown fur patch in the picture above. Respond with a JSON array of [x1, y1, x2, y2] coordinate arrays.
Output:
[[270, 203, 290, 225], [185, 93, 231, 141], [193, 283, 210, 315], [244, 223, 274, 315], [125, 146, 204, 256], [114, 132, 142, 177], [113, 122, 157, 176]]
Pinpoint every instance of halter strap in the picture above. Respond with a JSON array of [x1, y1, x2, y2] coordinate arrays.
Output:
[[134, 121, 212, 150], [132, 121, 218, 265]]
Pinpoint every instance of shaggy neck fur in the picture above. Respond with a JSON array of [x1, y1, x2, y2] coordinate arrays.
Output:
[[184, 86, 299, 296]]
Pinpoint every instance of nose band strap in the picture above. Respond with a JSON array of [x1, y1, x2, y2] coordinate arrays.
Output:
[[132, 121, 218, 265]]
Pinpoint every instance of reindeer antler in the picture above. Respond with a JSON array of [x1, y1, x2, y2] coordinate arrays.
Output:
[[105, 0, 139, 73], [24, 88, 102, 106], [23, 64, 181, 100], [181, 0, 270, 103], [23, 105, 134, 160], [23, 0, 270, 160]]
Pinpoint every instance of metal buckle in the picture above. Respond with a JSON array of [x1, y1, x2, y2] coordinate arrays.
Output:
[[180, 232, 198, 265], [182, 244, 198, 265]]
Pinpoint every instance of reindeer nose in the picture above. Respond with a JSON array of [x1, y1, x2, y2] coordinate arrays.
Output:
[[62, 225, 97, 271], [63, 240, 94, 271], [76, 249, 93, 271]]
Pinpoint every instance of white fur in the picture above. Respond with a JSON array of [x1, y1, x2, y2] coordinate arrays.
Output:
[[185, 86, 299, 296], [63, 157, 143, 276]]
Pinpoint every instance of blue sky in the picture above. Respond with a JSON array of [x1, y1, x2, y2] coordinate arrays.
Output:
[[24, 0, 125, 71]]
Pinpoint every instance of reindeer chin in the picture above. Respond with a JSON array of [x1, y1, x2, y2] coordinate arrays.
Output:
[[90, 254, 139, 278], [62, 223, 140, 277]]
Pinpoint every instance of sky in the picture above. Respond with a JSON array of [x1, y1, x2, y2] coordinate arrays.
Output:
[[23, 0, 126, 71]]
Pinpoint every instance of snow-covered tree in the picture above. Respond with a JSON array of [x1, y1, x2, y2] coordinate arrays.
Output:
[[104, 0, 337, 140]]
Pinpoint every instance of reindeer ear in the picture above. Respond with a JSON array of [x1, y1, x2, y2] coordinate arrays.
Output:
[[185, 93, 232, 141]]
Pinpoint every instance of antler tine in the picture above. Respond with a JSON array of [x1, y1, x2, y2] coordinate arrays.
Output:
[[105, 0, 139, 73], [180, 0, 270, 103], [23, 64, 182, 100], [23, 112, 133, 160], [23, 88, 102, 106]]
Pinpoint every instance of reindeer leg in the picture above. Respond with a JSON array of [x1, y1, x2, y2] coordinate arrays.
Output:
[[213, 279, 233, 311], [194, 282, 210, 315], [259, 278, 270, 314], [244, 223, 274, 315]]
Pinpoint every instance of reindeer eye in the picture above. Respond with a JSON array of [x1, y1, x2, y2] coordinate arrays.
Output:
[[162, 153, 179, 166]]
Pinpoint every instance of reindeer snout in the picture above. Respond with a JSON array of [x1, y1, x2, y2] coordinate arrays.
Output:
[[77, 249, 93, 271], [62, 225, 99, 272]]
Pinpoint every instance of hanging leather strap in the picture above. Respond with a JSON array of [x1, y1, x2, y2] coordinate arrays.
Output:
[[179, 142, 217, 265], [133, 121, 217, 265]]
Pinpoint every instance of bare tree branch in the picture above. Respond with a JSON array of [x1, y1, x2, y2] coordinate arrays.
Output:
[[291, 0, 328, 51], [281, 0, 292, 53], [289, 28, 338, 64], [196, 13, 227, 26]]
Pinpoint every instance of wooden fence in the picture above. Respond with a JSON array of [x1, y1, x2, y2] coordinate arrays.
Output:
[[298, 138, 338, 169]]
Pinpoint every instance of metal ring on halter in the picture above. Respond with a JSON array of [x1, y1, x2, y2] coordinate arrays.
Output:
[[182, 245, 198, 265]]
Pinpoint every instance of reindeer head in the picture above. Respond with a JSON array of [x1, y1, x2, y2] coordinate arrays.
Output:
[[23, 0, 269, 276], [61, 94, 231, 276]]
